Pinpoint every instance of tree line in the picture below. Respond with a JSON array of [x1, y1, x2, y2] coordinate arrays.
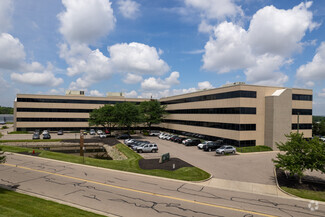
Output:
[[0, 106, 13, 114], [88, 100, 167, 134]]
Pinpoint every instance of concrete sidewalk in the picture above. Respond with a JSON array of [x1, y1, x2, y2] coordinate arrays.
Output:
[[196, 177, 292, 198]]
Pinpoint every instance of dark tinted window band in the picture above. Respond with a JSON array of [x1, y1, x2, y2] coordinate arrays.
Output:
[[292, 124, 312, 130], [17, 118, 88, 122], [167, 107, 256, 115], [17, 98, 141, 105], [292, 109, 312, 115], [17, 108, 93, 113], [161, 90, 256, 105], [292, 94, 312, 101], [163, 119, 256, 131]]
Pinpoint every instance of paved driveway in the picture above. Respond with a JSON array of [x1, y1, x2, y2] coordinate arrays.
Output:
[[136, 136, 278, 185]]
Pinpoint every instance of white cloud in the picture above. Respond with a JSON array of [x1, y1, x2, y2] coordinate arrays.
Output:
[[201, 2, 316, 86], [198, 81, 213, 89], [117, 0, 140, 19], [0, 0, 13, 33], [109, 42, 169, 75], [296, 42, 325, 81], [247, 2, 317, 56], [89, 90, 104, 97], [11, 70, 63, 87], [244, 54, 288, 86], [202, 22, 254, 73], [141, 71, 180, 91], [0, 33, 25, 69], [125, 90, 138, 98], [198, 20, 213, 33], [184, 0, 242, 20], [58, 0, 116, 44], [123, 73, 143, 84], [305, 81, 315, 88], [319, 89, 325, 97], [49, 88, 65, 95]]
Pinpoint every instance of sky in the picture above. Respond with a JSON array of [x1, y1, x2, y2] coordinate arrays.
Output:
[[0, 0, 325, 115]]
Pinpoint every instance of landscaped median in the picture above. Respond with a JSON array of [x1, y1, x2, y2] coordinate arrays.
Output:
[[0, 187, 105, 217], [236, 145, 273, 153], [0, 143, 211, 181]]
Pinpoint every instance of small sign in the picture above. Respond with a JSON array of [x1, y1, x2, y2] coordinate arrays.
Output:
[[159, 153, 170, 164]]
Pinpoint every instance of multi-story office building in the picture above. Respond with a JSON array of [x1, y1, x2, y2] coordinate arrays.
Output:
[[14, 84, 312, 149]]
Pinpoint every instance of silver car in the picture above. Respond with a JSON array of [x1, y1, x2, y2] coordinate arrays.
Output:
[[216, 145, 236, 155], [136, 143, 158, 153]]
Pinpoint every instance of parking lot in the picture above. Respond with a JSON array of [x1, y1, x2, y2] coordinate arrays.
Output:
[[131, 135, 278, 185]]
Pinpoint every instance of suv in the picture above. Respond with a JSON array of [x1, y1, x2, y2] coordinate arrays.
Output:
[[42, 133, 51, 139], [203, 140, 223, 152], [136, 143, 158, 153], [184, 139, 201, 146], [197, 141, 211, 149], [32, 132, 40, 140], [216, 145, 236, 155]]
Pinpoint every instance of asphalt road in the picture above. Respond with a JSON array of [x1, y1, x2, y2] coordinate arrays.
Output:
[[1, 153, 324, 217]]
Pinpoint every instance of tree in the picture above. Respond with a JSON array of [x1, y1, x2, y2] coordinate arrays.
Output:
[[139, 100, 167, 131], [114, 102, 140, 133], [0, 147, 6, 164], [273, 132, 325, 184], [88, 105, 117, 135]]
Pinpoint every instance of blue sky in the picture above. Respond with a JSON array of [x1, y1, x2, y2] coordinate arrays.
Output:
[[0, 0, 325, 115]]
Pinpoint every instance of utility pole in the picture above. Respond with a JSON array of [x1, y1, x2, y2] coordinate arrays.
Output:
[[297, 112, 300, 133], [80, 130, 84, 163]]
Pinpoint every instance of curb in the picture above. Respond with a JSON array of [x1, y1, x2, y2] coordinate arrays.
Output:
[[273, 167, 325, 204]]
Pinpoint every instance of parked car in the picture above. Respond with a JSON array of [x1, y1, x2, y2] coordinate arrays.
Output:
[[90, 129, 96, 135], [184, 139, 201, 146], [42, 130, 49, 135], [216, 145, 236, 155], [175, 137, 187, 143], [32, 133, 40, 140], [197, 141, 212, 149], [99, 133, 107, 138], [182, 138, 191, 144], [203, 140, 223, 152], [320, 137, 325, 142], [136, 143, 158, 153], [149, 130, 160, 136], [116, 134, 131, 139], [57, 129, 64, 135], [82, 130, 88, 135], [170, 135, 179, 142], [43, 133, 51, 139], [131, 141, 150, 150], [97, 130, 103, 135], [105, 129, 110, 134]]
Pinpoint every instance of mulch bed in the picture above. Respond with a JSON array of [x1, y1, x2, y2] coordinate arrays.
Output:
[[138, 158, 193, 171], [276, 168, 325, 191], [61, 137, 120, 146]]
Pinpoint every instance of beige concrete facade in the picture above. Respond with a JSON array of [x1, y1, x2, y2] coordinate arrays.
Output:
[[14, 84, 312, 147]]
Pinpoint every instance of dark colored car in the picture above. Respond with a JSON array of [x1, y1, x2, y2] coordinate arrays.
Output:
[[174, 137, 187, 143], [184, 139, 201, 146], [116, 134, 131, 139], [57, 129, 63, 135], [203, 140, 223, 152], [32, 133, 40, 140], [170, 135, 179, 142], [43, 133, 51, 139]]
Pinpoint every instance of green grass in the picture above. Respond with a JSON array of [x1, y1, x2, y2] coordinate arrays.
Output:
[[0, 144, 210, 181], [0, 139, 62, 143], [8, 131, 29, 134], [0, 132, 3, 138], [237, 145, 272, 153], [0, 187, 105, 217], [281, 187, 325, 202]]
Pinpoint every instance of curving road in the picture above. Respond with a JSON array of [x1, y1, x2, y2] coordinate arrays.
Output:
[[0, 153, 324, 217]]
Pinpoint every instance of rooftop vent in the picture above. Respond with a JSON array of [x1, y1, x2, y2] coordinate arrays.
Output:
[[65, 90, 85, 96], [221, 82, 245, 87]]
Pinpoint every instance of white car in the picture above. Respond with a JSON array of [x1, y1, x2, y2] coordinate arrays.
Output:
[[149, 130, 160, 136], [182, 139, 191, 144], [97, 130, 103, 135], [320, 137, 325, 142], [89, 129, 96, 135], [99, 133, 107, 138], [159, 133, 167, 139], [42, 130, 49, 135], [197, 141, 211, 149]]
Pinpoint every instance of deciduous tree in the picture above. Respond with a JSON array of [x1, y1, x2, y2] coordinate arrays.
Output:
[[139, 100, 167, 131]]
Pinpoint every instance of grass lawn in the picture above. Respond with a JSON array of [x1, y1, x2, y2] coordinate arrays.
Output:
[[237, 145, 272, 153], [0, 144, 210, 181], [0, 187, 105, 217], [281, 187, 325, 202], [8, 131, 30, 134]]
